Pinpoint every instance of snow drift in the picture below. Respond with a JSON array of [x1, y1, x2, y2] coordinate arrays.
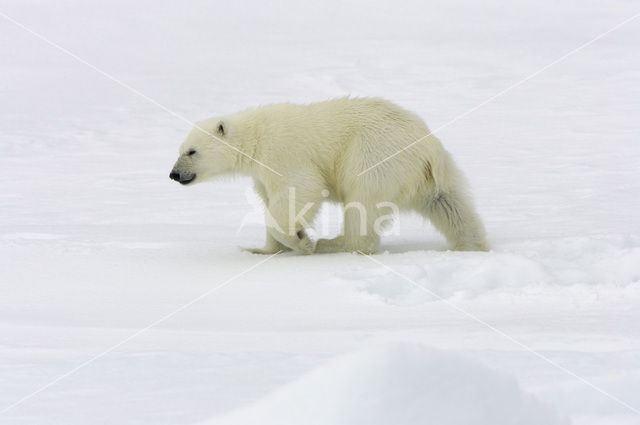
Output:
[[350, 236, 640, 305], [202, 343, 569, 425]]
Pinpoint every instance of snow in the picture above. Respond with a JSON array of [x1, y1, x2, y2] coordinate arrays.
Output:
[[202, 343, 569, 425], [1, 0, 640, 424]]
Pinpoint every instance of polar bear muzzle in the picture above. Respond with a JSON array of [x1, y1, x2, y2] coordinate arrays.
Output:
[[169, 169, 196, 185]]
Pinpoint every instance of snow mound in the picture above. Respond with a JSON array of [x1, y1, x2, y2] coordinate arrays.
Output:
[[202, 343, 568, 425], [352, 236, 640, 304]]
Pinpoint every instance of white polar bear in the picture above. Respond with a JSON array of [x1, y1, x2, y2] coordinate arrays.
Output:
[[170, 97, 488, 254]]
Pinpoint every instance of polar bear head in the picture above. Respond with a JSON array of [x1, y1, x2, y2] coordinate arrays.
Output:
[[169, 118, 235, 185]]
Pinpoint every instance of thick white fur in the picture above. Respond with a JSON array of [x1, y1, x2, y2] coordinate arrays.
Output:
[[172, 97, 489, 254]]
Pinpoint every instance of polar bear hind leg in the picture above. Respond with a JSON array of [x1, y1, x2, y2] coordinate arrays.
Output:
[[421, 189, 489, 251]]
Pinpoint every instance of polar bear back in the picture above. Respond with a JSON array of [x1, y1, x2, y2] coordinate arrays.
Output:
[[225, 97, 453, 202]]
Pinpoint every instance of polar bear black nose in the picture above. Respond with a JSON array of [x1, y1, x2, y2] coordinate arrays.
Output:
[[169, 171, 180, 181]]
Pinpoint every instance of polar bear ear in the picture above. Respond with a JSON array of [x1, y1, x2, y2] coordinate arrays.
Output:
[[216, 121, 226, 137]]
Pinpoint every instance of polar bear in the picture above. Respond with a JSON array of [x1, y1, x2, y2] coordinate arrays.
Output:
[[170, 97, 488, 254]]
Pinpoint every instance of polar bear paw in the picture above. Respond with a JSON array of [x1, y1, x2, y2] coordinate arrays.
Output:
[[243, 246, 285, 255]]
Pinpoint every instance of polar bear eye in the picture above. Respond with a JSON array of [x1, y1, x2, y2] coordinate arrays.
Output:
[[187, 149, 196, 156]]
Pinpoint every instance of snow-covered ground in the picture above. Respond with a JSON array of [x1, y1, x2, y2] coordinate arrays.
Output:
[[1, 1, 639, 424]]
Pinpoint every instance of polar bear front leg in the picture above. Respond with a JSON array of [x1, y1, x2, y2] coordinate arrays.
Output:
[[265, 190, 320, 255], [244, 227, 292, 255], [266, 220, 315, 255], [243, 181, 292, 254]]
